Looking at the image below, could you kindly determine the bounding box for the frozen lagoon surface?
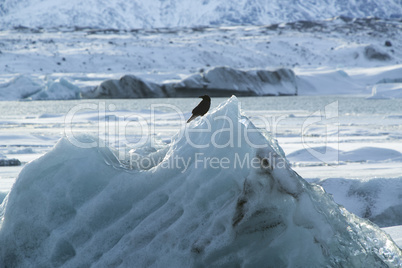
[0,95,401,267]
[0,96,401,267]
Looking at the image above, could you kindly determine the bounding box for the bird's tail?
[186,114,198,123]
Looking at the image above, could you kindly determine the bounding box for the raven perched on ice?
[187,95,211,123]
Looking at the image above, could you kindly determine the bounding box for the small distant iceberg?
[0,158,21,166]
[0,76,81,101]
[0,152,21,166]
[369,83,402,99]
[0,75,42,100]
[29,78,81,100]
[288,146,402,164]
[0,96,400,267]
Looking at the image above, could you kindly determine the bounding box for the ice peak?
[0,97,401,267]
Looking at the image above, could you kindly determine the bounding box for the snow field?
[0,18,401,100]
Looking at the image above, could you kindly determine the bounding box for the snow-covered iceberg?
[0,96,401,267]
[173,67,297,97]
[82,75,166,99]
[84,67,298,99]
[29,78,81,100]
[370,83,402,99]
[0,76,81,101]
[0,75,42,100]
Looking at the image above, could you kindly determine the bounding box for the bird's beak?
[198,96,203,98]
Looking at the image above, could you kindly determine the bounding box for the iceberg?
[0,152,21,167]
[82,75,165,99]
[0,75,42,100]
[83,67,298,99]
[29,78,81,100]
[0,96,400,267]
[370,83,402,99]
[173,67,297,97]
[0,76,81,101]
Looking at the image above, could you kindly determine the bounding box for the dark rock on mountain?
[364,45,391,61]
[385,40,392,47]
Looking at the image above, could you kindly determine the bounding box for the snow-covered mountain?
[1,0,402,29]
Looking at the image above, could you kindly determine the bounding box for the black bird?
[187,95,211,123]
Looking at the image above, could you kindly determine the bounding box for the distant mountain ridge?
[0,0,401,29]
